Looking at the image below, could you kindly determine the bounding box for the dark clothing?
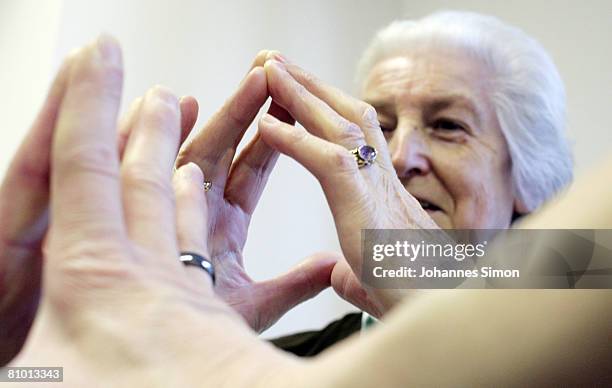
[270,313,362,357]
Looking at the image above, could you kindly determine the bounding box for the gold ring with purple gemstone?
[350,144,377,168]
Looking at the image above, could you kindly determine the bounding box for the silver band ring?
[180,252,215,285]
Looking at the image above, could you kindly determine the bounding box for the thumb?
[331,258,383,317]
[254,252,340,332]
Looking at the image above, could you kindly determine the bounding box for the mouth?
[416,198,443,213]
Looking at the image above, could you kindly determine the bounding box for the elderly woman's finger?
[176,50,290,203]
[283,63,391,167]
[175,67,268,189]
[265,60,367,150]
[173,163,213,290]
[117,96,143,159]
[224,101,293,215]
[179,96,199,145]
[222,52,295,214]
[121,86,181,260]
[50,36,126,247]
[258,113,368,211]
[249,49,283,71]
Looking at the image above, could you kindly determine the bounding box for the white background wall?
[1,0,610,337]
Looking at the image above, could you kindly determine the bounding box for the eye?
[380,124,395,133]
[432,119,464,132]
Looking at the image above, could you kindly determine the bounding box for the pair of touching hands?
[0,36,435,372]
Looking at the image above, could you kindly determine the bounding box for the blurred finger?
[50,35,125,250]
[265,60,367,149]
[179,95,199,145]
[117,96,143,159]
[173,163,213,290]
[121,85,181,259]
[0,53,72,364]
[0,55,72,246]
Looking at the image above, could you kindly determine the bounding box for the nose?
[389,122,431,179]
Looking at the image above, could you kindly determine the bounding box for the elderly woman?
[179,11,575,331]
[180,12,573,338]
[257,11,575,352]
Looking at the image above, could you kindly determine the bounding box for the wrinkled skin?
[175,51,339,333]
[8,37,297,387]
[258,47,517,315]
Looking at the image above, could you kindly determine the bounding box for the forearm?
[307,290,612,387]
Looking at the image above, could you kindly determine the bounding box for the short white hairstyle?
[357,11,573,212]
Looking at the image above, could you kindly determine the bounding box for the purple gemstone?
[358,145,377,162]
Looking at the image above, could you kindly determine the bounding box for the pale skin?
[361,47,516,229]
[3,38,611,386]
[173,50,341,333]
[0,48,340,356]
[255,47,518,314]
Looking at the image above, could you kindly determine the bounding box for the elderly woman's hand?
[258,58,440,316]
[174,51,339,333]
[10,37,297,387]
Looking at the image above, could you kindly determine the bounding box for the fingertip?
[251,49,271,68]
[270,51,287,64]
[175,162,204,185]
[257,113,280,141]
[263,59,285,74]
[96,34,122,67]
[147,84,179,107]
[260,112,280,125]
[140,85,180,134]
[184,161,205,182]
[304,251,343,268]
[173,163,208,217]
[179,96,199,141]
[179,95,199,113]
[245,66,266,86]
[234,67,268,110]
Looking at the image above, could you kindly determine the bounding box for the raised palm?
[175,52,338,332]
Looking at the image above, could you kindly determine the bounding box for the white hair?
[357,11,573,212]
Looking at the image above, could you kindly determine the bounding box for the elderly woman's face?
[362,47,515,229]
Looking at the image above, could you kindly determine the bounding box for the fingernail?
[272,52,288,64]
[261,113,280,125]
[148,85,179,109]
[265,59,286,72]
[180,162,204,183]
[96,34,121,66]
